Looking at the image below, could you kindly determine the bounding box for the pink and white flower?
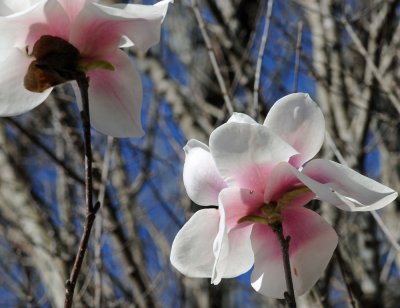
[0,0,171,137]
[170,93,397,298]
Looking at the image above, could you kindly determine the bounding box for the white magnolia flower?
[170,93,397,298]
[0,0,171,137]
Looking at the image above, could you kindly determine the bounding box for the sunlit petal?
[70,0,172,57]
[227,112,257,124]
[264,93,325,167]
[251,207,338,298]
[210,122,297,192]
[0,49,51,116]
[302,159,398,211]
[170,209,219,278]
[211,201,253,284]
[183,139,227,206]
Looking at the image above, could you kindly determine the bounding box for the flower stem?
[271,222,297,308]
[64,73,100,308]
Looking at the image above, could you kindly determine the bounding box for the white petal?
[212,225,254,284]
[264,93,325,167]
[0,0,48,60]
[106,0,171,51]
[209,122,298,192]
[170,209,219,278]
[84,50,144,137]
[0,48,51,116]
[183,139,227,206]
[211,198,254,284]
[251,207,338,298]
[0,0,43,15]
[301,159,398,211]
[227,112,257,124]
[72,0,171,55]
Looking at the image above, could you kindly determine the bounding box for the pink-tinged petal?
[25,0,70,47]
[70,0,171,57]
[57,0,92,22]
[170,209,219,278]
[227,112,257,124]
[0,1,48,59]
[264,93,325,168]
[212,201,253,284]
[0,1,34,15]
[251,207,338,298]
[183,139,227,206]
[69,3,122,57]
[219,187,264,232]
[212,225,254,284]
[264,162,315,206]
[301,159,398,211]
[0,48,51,116]
[84,50,144,138]
[209,122,298,192]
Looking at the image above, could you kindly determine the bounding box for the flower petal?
[264,162,315,206]
[301,159,398,211]
[98,0,172,51]
[84,50,144,138]
[227,112,257,124]
[0,0,40,15]
[212,199,254,284]
[57,0,92,21]
[212,224,254,284]
[70,0,171,57]
[209,122,298,192]
[3,0,71,49]
[211,187,260,283]
[170,209,219,278]
[25,0,71,45]
[251,207,338,298]
[264,93,325,167]
[218,187,264,232]
[0,1,48,59]
[183,139,227,206]
[0,48,51,116]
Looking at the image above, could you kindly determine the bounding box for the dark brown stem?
[64,73,100,308]
[271,222,297,308]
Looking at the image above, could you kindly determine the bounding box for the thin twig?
[370,211,400,253]
[190,0,234,115]
[334,249,357,308]
[342,17,400,114]
[253,0,274,119]
[64,74,100,308]
[271,222,297,308]
[94,136,114,307]
[293,21,303,92]
[5,117,83,184]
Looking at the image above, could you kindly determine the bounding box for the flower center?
[238,186,311,225]
[24,35,114,93]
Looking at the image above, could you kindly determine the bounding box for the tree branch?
[64,74,100,308]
